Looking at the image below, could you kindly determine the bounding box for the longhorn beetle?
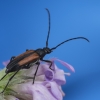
[0,8,89,93]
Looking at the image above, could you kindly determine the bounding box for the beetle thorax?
[35,47,51,59]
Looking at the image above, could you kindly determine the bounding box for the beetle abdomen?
[5,63,20,73]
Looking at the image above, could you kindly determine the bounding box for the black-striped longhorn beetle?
[0,8,89,93]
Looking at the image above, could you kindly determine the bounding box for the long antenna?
[45,8,51,47]
[51,37,89,50]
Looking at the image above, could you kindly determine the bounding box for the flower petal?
[43,81,63,100]
[58,86,65,96]
[44,69,54,81]
[2,60,10,67]
[12,82,57,100]
[0,94,5,100]
[4,95,19,100]
[43,61,66,85]
[50,58,75,72]
[54,69,66,85]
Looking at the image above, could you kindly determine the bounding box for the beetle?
[0,8,89,93]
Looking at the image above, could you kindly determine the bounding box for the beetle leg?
[25,64,30,68]
[0,73,8,82]
[41,60,53,70]
[10,56,16,62]
[0,68,21,94]
[23,63,31,69]
[23,59,39,69]
[33,62,40,84]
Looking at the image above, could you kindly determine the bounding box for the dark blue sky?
[0,0,100,100]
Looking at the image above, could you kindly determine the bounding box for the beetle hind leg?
[23,64,31,69]
[0,68,21,94]
[0,73,8,82]
[10,56,16,62]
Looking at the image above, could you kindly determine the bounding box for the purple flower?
[0,58,75,100]
[2,60,10,67]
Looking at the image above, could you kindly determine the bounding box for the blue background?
[0,0,100,100]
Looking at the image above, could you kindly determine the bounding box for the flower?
[0,58,75,100]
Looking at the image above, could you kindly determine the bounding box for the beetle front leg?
[41,59,53,70]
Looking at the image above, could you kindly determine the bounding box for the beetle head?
[43,47,52,54]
